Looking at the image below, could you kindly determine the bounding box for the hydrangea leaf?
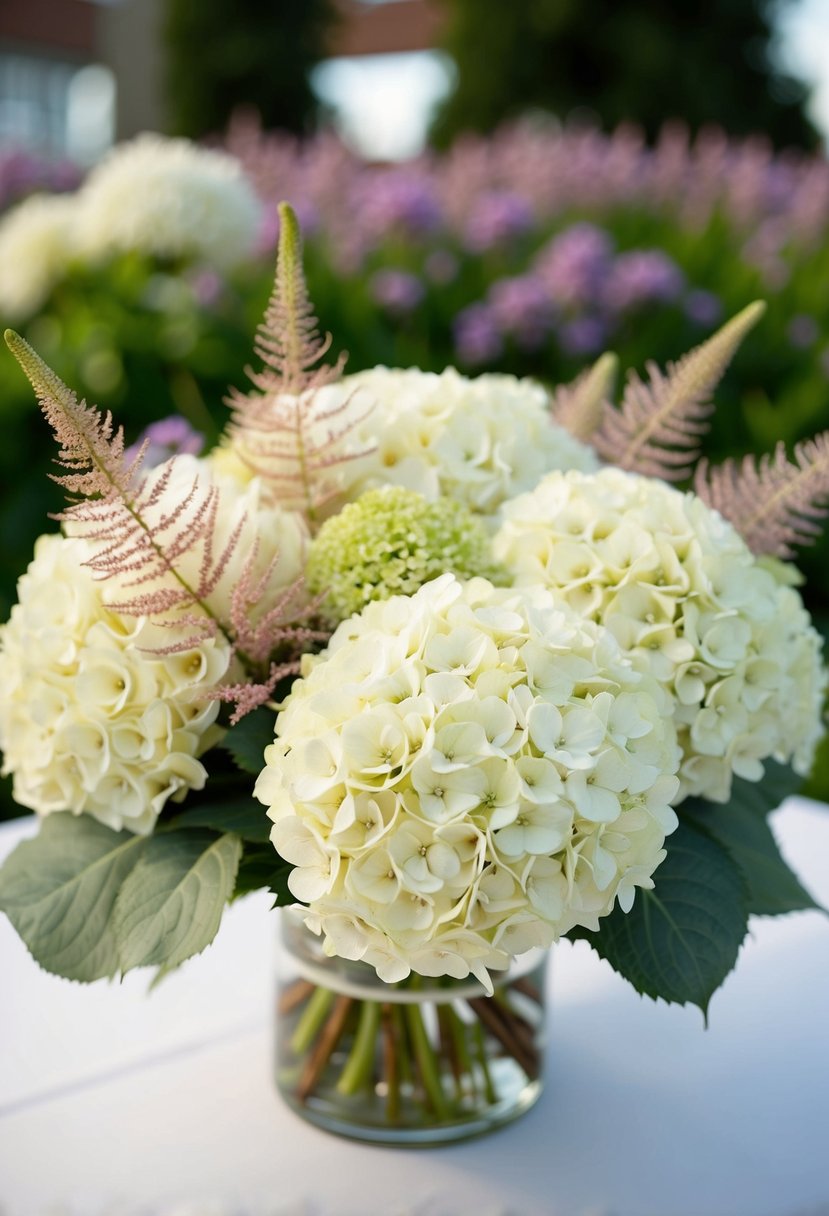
[682,771,821,916]
[719,760,804,817]
[113,829,241,981]
[569,819,748,1018]
[233,842,294,905]
[217,706,277,776]
[166,796,271,843]
[0,815,146,981]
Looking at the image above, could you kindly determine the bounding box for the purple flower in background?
[463,190,534,252]
[188,269,224,308]
[603,250,685,313]
[685,289,723,327]
[360,171,442,238]
[0,148,81,212]
[369,269,425,313]
[787,314,819,349]
[534,223,614,309]
[454,304,504,366]
[488,274,554,350]
[124,416,205,472]
[424,249,459,285]
[558,316,609,357]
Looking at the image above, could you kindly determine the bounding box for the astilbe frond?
[592,301,766,481]
[227,201,373,525]
[207,547,331,723]
[5,330,235,650]
[695,435,829,558]
[549,352,617,442]
[228,542,329,666]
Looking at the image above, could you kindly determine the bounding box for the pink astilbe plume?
[4,329,239,650]
[592,301,765,480]
[227,201,374,525]
[208,548,331,722]
[228,542,329,666]
[695,435,829,558]
[550,352,617,441]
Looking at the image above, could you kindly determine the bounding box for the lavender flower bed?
[225,115,829,452]
[0,147,81,213]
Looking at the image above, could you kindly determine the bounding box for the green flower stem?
[391,1004,414,1088]
[404,1002,450,1120]
[472,1018,498,1105]
[336,999,381,1096]
[447,1005,477,1098]
[437,1004,462,1098]
[290,984,335,1056]
[296,995,353,1103]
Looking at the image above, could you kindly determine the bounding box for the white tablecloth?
[1,800,828,1216]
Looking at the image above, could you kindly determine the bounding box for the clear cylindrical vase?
[275,911,548,1146]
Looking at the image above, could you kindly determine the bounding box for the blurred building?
[0,0,445,162]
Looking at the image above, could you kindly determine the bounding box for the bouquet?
[0,205,826,1139]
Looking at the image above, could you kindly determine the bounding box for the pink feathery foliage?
[229,545,329,666]
[695,435,829,557]
[592,301,765,481]
[5,328,138,501]
[208,660,301,725]
[227,202,374,523]
[550,352,617,442]
[4,329,239,649]
[210,555,331,721]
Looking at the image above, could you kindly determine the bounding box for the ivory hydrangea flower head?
[493,467,827,802]
[0,533,233,834]
[234,366,599,523]
[255,573,680,988]
[305,486,505,621]
[0,193,77,321]
[72,133,262,269]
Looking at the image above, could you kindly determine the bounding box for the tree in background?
[163,0,339,137]
[431,0,818,149]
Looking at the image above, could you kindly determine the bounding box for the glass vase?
[275,910,548,1145]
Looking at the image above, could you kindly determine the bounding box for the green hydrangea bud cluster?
[307,487,505,621]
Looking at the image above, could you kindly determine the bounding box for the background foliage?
[163,0,339,138]
[430,0,818,148]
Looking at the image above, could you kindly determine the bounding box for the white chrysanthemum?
[66,452,309,625]
[235,366,598,523]
[73,134,261,269]
[0,533,234,834]
[0,193,77,321]
[255,573,680,988]
[494,467,827,802]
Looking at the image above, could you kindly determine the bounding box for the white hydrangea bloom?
[65,452,309,626]
[0,193,77,320]
[0,533,234,834]
[236,366,598,523]
[73,134,261,269]
[255,573,680,988]
[494,467,827,802]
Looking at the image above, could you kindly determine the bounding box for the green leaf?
[233,842,295,905]
[0,815,146,981]
[166,796,271,842]
[723,760,804,816]
[683,799,821,917]
[113,830,242,980]
[218,707,277,775]
[569,819,748,1017]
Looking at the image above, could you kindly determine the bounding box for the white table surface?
[0,799,827,1216]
